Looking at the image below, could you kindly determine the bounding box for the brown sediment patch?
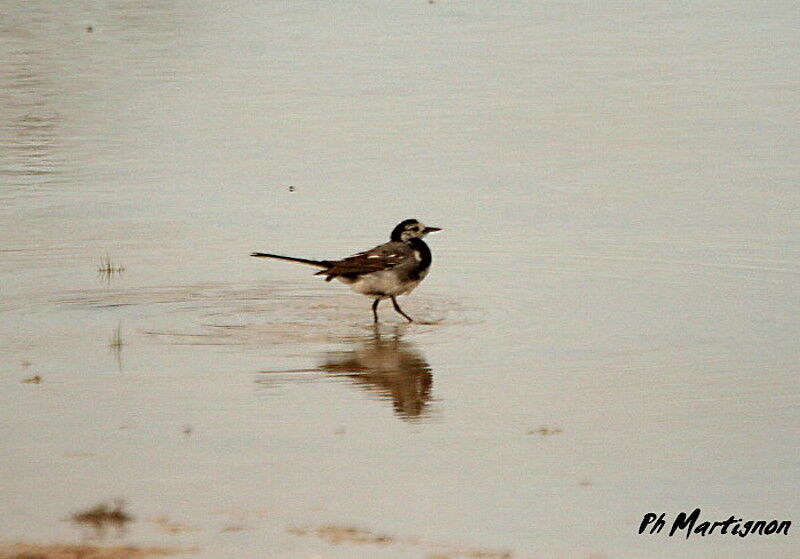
[70,501,133,537]
[526,426,563,436]
[0,542,188,559]
[149,517,197,535]
[287,524,512,558]
[287,525,394,546]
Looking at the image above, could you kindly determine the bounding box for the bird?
[251,219,441,323]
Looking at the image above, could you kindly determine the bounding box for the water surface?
[1,2,799,557]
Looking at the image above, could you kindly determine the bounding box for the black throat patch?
[407,238,432,280]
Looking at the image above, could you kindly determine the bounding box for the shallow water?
[1,1,799,557]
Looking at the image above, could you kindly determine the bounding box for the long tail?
[250,252,329,269]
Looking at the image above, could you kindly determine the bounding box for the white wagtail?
[251,219,441,323]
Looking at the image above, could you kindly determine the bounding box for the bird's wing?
[316,242,411,277]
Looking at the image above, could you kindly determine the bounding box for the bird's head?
[391,219,442,242]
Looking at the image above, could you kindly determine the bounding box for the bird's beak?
[423,226,442,234]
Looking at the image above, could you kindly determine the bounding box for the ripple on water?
[54,281,474,347]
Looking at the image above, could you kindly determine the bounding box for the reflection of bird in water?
[320,328,434,420]
[257,327,436,421]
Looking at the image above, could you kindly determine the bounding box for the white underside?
[338,269,428,299]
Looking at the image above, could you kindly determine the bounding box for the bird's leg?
[390,296,414,323]
[372,298,381,323]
